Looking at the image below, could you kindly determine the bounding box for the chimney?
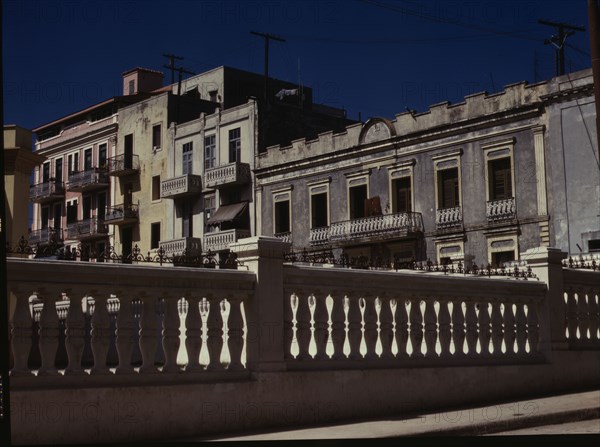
[122,68,164,96]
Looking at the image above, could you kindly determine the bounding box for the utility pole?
[175,66,195,96]
[250,31,286,106]
[588,0,600,163]
[539,20,585,76]
[0,1,11,444]
[163,53,184,84]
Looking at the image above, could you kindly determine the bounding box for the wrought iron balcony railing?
[107,154,139,176]
[67,168,109,193]
[204,162,251,189]
[160,174,203,199]
[436,206,463,230]
[487,198,516,222]
[29,180,65,203]
[104,204,139,225]
[28,227,63,246]
[66,218,108,240]
[204,229,251,252]
[159,237,202,257]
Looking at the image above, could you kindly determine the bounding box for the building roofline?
[121,67,165,77]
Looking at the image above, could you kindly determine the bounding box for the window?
[182,142,193,175]
[97,192,106,221]
[98,144,107,169]
[228,128,241,163]
[42,162,50,183]
[311,193,328,228]
[53,203,62,230]
[391,177,412,213]
[589,239,600,251]
[182,201,193,237]
[128,80,135,95]
[274,200,290,234]
[82,196,92,220]
[151,223,161,249]
[41,207,49,229]
[489,157,512,200]
[204,195,216,229]
[486,233,518,266]
[84,148,93,171]
[437,168,460,208]
[492,251,515,267]
[66,200,78,224]
[152,175,161,201]
[54,158,63,183]
[204,135,216,169]
[209,90,218,102]
[68,152,79,175]
[152,124,161,150]
[349,185,368,219]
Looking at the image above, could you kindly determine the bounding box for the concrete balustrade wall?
[7,238,600,444]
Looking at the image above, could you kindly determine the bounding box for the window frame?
[432,150,462,212]
[182,141,193,175]
[345,172,370,221]
[388,162,415,214]
[308,180,330,229]
[152,123,162,151]
[228,127,241,163]
[482,139,516,203]
[150,222,161,249]
[204,134,216,170]
[272,187,292,236]
[486,233,518,266]
[152,175,161,201]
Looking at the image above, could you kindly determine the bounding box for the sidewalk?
[194,389,599,440]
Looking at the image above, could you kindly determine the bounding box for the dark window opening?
[42,162,50,183]
[204,135,216,169]
[182,201,193,237]
[152,175,161,201]
[151,222,161,249]
[97,193,106,221]
[128,80,135,95]
[124,134,133,169]
[82,196,92,220]
[84,148,93,171]
[152,124,161,150]
[66,201,78,224]
[438,168,459,209]
[392,177,412,213]
[274,200,290,234]
[41,207,49,229]
[349,184,368,219]
[492,250,515,268]
[229,128,241,163]
[311,193,328,228]
[489,158,512,201]
[182,142,193,175]
[121,227,133,261]
[54,159,63,183]
[98,144,107,169]
[588,239,600,252]
[53,204,62,230]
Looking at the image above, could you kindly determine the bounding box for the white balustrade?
[486,198,516,221]
[436,206,463,229]
[204,229,251,252]
[328,212,423,243]
[204,162,251,188]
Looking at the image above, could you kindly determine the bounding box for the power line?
[162,53,184,84]
[539,20,586,76]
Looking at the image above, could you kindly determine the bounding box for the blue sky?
[3,0,592,131]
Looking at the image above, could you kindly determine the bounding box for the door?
[121,227,133,261]
[84,148,93,171]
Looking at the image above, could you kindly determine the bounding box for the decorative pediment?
[359,118,396,145]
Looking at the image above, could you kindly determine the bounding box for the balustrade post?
[184,295,202,371]
[9,288,34,376]
[424,300,437,358]
[362,295,378,360]
[229,237,289,372]
[515,303,528,354]
[312,290,330,360]
[520,247,568,353]
[347,293,363,360]
[283,289,295,360]
[90,293,111,375]
[206,294,224,371]
[378,294,394,359]
[37,289,61,375]
[478,302,491,357]
[64,288,87,375]
[330,290,346,360]
[576,290,590,340]
[227,294,246,370]
[139,294,158,374]
[161,292,181,372]
[294,291,312,361]
[394,298,409,358]
[437,299,452,358]
[588,292,599,341]
[464,301,478,356]
[408,296,424,358]
[565,289,579,339]
[115,292,136,374]
[490,302,504,355]
[451,299,466,357]
[503,303,517,355]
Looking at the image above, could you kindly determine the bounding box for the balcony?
[436,206,463,230]
[66,218,108,241]
[487,198,516,222]
[29,180,65,203]
[204,229,251,252]
[274,231,292,244]
[28,228,63,246]
[159,237,202,257]
[67,168,110,193]
[104,204,139,226]
[204,162,251,189]
[107,154,139,177]
[161,174,203,199]
[309,212,423,247]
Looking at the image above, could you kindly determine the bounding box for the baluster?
[284,290,295,360]
[115,293,135,374]
[424,300,437,358]
[38,289,60,375]
[409,297,423,358]
[395,298,409,358]
[577,291,590,340]
[227,295,245,370]
[566,290,578,339]
[478,302,491,356]
[161,293,180,372]
[451,300,465,356]
[526,300,539,353]
[64,289,86,375]
[206,295,224,370]
[515,303,527,354]
[90,293,110,374]
[347,293,363,360]
[330,291,346,360]
[503,303,517,355]
[588,293,599,341]
[363,295,378,360]
[464,302,478,356]
[184,296,202,370]
[9,289,34,376]
[437,299,451,358]
[139,294,158,373]
[295,291,312,360]
[378,295,394,359]
[313,291,330,360]
[490,302,503,355]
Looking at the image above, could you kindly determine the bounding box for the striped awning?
[206,202,248,225]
